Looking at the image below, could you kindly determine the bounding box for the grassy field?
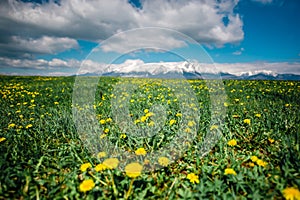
[0,75,299,199]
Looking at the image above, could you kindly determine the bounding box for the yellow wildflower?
[106,118,112,123]
[251,156,258,162]
[100,134,107,139]
[25,124,33,129]
[268,138,275,143]
[79,179,95,192]
[224,102,229,107]
[0,137,6,143]
[148,121,155,126]
[100,119,106,124]
[120,133,127,139]
[95,163,107,172]
[255,113,261,118]
[54,102,59,105]
[227,139,237,147]
[8,123,16,128]
[224,168,237,175]
[256,159,267,167]
[210,125,219,130]
[97,151,106,158]
[232,114,239,118]
[144,109,149,114]
[141,116,147,122]
[188,121,195,127]
[125,162,143,178]
[80,163,92,172]
[243,119,251,125]
[249,162,255,167]
[103,158,119,169]
[176,113,182,117]
[135,147,147,156]
[282,187,300,200]
[158,157,170,167]
[146,112,154,117]
[104,128,109,134]
[184,127,191,133]
[187,173,199,184]
[169,119,176,126]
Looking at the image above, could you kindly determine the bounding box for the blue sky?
[0,0,299,75]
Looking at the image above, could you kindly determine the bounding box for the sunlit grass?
[0,76,299,199]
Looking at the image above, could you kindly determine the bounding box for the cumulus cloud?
[0,0,243,57]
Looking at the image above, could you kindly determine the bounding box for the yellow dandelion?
[224,168,237,175]
[268,138,275,143]
[106,118,112,123]
[97,151,106,158]
[232,114,239,118]
[169,119,176,126]
[188,121,195,127]
[243,119,251,125]
[148,121,155,126]
[25,124,33,129]
[100,134,107,139]
[256,159,267,167]
[80,163,92,172]
[104,128,109,134]
[141,116,147,122]
[79,179,95,192]
[100,119,106,124]
[146,112,154,117]
[184,127,191,133]
[120,133,127,139]
[187,173,199,184]
[210,125,219,130]
[95,163,107,172]
[158,157,170,167]
[8,123,16,128]
[135,147,147,156]
[282,187,300,200]
[176,113,182,117]
[0,137,6,143]
[103,158,119,169]
[54,102,59,105]
[227,139,237,147]
[144,109,149,114]
[255,113,261,118]
[134,119,141,124]
[251,156,258,162]
[249,162,255,167]
[224,102,229,107]
[125,162,143,178]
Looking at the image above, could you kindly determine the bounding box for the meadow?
[0,75,299,199]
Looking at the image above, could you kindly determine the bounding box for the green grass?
[0,76,299,199]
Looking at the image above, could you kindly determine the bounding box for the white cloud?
[0,0,244,56]
[232,47,245,55]
[251,0,273,4]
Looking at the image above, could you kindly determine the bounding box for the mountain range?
[79,60,300,80]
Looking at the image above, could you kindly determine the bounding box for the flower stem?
[125,178,135,200]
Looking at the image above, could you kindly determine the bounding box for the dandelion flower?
[176,113,182,117]
[141,116,147,122]
[158,157,170,167]
[146,112,154,117]
[95,163,107,172]
[249,162,255,167]
[25,124,33,129]
[184,128,191,133]
[54,102,59,105]
[255,113,261,118]
[256,159,267,167]
[104,128,109,134]
[227,139,237,147]
[224,102,229,107]
[106,118,112,123]
[169,119,176,126]
[80,163,92,172]
[243,119,251,125]
[224,168,237,175]
[210,125,219,130]
[0,137,6,143]
[282,187,300,200]
[103,158,119,169]
[97,151,106,158]
[250,156,258,162]
[8,123,16,128]
[188,121,195,127]
[268,138,275,143]
[100,119,106,124]
[187,173,199,184]
[120,133,127,139]
[79,179,95,192]
[135,147,147,156]
[125,162,143,178]
[144,109,149,114]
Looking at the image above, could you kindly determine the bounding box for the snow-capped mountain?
[78,59,300,80]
